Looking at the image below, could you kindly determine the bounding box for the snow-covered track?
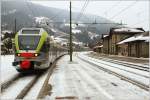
[78,56,149,91]
[1,74,23,92]
[1,71,45,99]
[16,74,41,99]
[85,57,149,78]
[37,55,65,99]
[98,57,149,72]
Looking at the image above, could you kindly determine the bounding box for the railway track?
[89,55,149,72]
[78,56,149,91]
[1,72,41,92]
[98,57,149,72]
[1,55,65,99]
[1,71,44,99]
[16,74,41,99]
[1,74,23,92]
[85,56,149,78]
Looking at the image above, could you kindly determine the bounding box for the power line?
[30,1,39,16]
[50,10,66,21]
[75,0,89,22]
[131,19,148,26]
[109,1,138,20]
[103,0,122,17]
[46,21,125,25]
[25,0,35,17]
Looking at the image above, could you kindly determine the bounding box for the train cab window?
[18,36,40,50]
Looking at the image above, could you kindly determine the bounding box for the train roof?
[21,28,44,31]
[18,28,46,35]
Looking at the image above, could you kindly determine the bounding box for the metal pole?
[70,1,73,61]
[14,18,16,33]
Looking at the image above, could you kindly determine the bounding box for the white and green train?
[12,28,67,72]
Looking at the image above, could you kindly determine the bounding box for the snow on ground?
[72,29,81,34]
[85,51,149,65]
[79,53,149,86]
[1,55,19,83]
[97,56,149,67]
[0,55,49,99]
[24,71,48,99]
[81,52,149,77]
[45,54,149,100]
[1,75,35,99]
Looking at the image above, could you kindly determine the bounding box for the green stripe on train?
[15,33,20,53]
[36,31,48,53]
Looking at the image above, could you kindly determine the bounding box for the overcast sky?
[32,1,149,31]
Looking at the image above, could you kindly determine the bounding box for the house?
[93,45,103,53]
[109,27,145,55]
[117,32,149,58]
[102,34,109,54]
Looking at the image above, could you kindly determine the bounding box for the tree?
[3,38,12,53]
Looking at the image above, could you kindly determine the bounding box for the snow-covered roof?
[103,35,109,38]
[51,28,57,33]
[54,37,68,42]
[73,41,83,45]
[34,16,50,25]
[114,28,144,33]
[72,29,81,34]
[21,27,42,30]
[94,45,103,49]
[118,34,150,44]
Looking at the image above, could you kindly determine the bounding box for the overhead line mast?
[69,0,73,62]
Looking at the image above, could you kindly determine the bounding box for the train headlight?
[34,53,38,57]
[17,53,20,56]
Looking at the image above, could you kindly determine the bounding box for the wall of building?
[94,29,149,58]
[118,44,128,56]
[140,42,149,57]
[128,41,149,58]
[103,37,109,54]
[110,33,132,55]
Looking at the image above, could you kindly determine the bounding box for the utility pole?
[14,18,16,33]
[69,1,73,62]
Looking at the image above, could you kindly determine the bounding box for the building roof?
[102,34,109,39]
[93,45,103,49]
[110,27,145,35]
[114,27,144,33]
[117,32,149,44]
[103,35,109,38]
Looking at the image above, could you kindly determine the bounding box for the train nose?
[20,60,31,69]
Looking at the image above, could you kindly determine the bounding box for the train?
[12,28,67,72]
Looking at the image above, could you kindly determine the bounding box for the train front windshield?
[18,36,40,50]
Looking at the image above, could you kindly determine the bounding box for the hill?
[1,0,122,45]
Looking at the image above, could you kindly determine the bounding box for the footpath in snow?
[45,53,149,100]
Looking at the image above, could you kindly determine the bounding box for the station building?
[94,27,149,58]
[117,32,149,58]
